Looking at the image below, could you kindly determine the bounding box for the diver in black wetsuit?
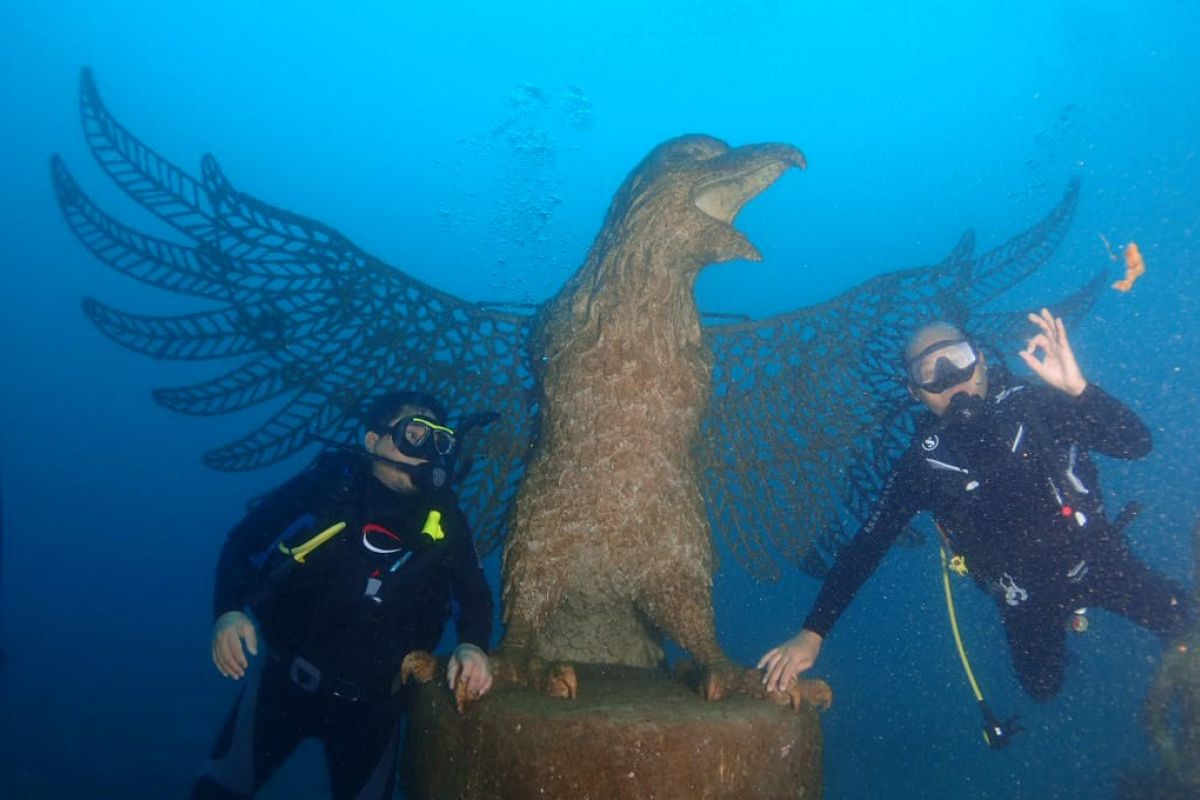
[192,391,494,800]
[759,309,1189,702]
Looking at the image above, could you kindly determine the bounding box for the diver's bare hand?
[447,643,493,700]
[1020,308,1088,397]
[757,629,823,694]
[212,610,259,680]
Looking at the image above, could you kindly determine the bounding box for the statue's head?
[599,135,806,273]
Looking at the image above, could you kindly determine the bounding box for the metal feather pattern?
[698,179,1101,580]
[55,69,537,555]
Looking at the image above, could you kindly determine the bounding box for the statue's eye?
[681,140,724,161]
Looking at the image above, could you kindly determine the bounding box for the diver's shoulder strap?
[247,458,364,569]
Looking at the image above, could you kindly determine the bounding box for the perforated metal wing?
[698,180,1106,580]
[53,69,536,554]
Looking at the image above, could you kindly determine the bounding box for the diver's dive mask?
[386,416,456,460]
[385,416,456,491]
[906,339,979,394]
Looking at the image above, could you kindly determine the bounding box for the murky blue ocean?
[1,2,1197,797]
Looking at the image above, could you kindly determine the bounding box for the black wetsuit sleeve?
[446,506,494,650]
[802,450,925,639]
[212,468,328,620]
[1051,383,1152,459]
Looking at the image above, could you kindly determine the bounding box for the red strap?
[362,523,402,541]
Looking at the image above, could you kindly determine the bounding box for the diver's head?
[903,322,988,416]
[363,391,455,493]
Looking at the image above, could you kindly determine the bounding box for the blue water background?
[1,2,1197,797]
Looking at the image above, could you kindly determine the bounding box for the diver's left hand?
[1019,308,1088,397]
[447,643,493,699]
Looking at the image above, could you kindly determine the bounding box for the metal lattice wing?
[699,179,1104,580]
[53,68,535,554]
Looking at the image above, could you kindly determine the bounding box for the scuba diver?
[759,309,1189,709]
[193,390,494,800]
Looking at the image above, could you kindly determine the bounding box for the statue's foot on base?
[392,650,492,713]
[490,649,578,699]
[395,650,439,690]
[770,678,834,712]
[674,659,833,711]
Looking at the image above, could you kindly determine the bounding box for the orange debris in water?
[1112,242,1145,292]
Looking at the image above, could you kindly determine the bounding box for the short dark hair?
[362,390,448,433]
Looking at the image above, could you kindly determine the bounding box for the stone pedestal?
[402,664,822,799]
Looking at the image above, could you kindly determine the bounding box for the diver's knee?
[1021,671,1063,703]
[1025,686,1060,703]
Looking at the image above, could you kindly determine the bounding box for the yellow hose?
[941,546,984,703]
[280,521,347,563]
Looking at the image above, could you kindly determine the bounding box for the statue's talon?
[776,679,833,712]
[453,680,474,714]
[680,661,833,712]
[701,669,728,702]
[672,658,732,700]
[393,650,438,695]
[695,661,749,702]
[543,663,578,699]
[524,655,578,699]
[394,650,492,714]
[489,649,578,699]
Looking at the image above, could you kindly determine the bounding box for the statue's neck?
[577,238,700,317]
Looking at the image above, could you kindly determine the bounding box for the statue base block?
[402,664,823,799]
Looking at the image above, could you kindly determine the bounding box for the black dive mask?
[907,338,979,394]
[385,416,456,492]
[386,416,456,460]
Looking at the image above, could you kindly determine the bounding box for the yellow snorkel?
[279,522,348,563]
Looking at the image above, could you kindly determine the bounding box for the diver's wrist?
[1064,379,1089,398]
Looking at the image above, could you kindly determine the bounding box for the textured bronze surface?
[499,136,806,671]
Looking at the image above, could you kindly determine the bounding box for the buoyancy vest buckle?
[1066,559,1089,583]
[998,573,1029,606]
[282,653,368,703]
[288,655,322,693]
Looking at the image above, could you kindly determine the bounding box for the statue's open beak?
[691,143,806,262]
[692,144,806,225]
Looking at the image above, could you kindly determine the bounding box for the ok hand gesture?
[1018,308,1088,397]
